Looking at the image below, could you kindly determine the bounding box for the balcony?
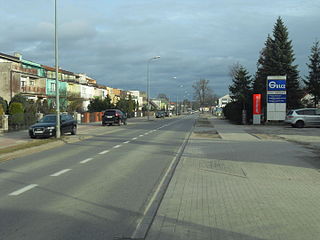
[14,66,38,75]
[21,86,46,94]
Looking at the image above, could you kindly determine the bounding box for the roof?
[41,65,74,75]
[0,52,20,63]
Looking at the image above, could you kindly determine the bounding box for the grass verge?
[0,138,58,155]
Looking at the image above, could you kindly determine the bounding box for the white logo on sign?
[269,81,285,89]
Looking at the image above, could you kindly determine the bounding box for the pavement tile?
[146,118,320,240]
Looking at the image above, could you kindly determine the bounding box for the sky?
[0,0,319,100]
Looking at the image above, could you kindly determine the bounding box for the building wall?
[67,82,81,98]
[0,62,14,102]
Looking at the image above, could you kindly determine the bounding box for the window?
[303,109,316,115]
[30,80,35,86]
[51,82,56,92]
[20,76,27,88]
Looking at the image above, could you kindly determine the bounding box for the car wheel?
[295,120,304,128]
[30,135,36,139]
[102,122,106,126]
[71,125,77,135]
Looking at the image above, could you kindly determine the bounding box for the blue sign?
[267,79,286,91]
[268,94,286,103]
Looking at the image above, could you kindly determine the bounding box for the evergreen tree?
[253,17,302,110]
[229,64,252,110]
[304,41,320,107]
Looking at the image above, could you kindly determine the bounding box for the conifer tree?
[253,17,302,110]
[229,63,252,109]
[304,41,320,107]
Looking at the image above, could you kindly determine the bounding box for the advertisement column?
[266,76,286,121]
[253,94,261,124]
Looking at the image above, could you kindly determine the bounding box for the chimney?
[14,52,22,60]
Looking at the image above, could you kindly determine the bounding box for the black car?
[29,114,77,138]
[102,109,127,126]
[155,111,165,118]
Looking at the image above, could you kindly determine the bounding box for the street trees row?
[87,94,137,117]
[226,17,320,123]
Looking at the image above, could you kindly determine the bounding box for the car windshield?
[38,115,56,123]
[105,111,115,116]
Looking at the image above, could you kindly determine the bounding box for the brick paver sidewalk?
[146,118,320,240]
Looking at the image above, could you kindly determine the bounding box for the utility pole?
[55,0,60,138]
[146,56,160,120]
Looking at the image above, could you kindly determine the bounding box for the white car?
[285,108,320,128]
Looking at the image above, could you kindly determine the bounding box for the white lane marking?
[144,132,149,135]
[132,137,138,140]
[123,141,130,144]
[9,184,38,196]
[80,158,93,164]
[113,145,121,149]
[99,150,110,155]
[139,135,144,137]
[50,169,71,177]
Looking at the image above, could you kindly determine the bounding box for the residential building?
[218,94,232,108]
[42,65,68,110]
[129,90,144,110]
[0,52,46,102]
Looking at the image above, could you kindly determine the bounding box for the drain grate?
[199,159,247,178]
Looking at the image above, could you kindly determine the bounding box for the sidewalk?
[146,117,320,240]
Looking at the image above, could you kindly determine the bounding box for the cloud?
[1,0,320,98]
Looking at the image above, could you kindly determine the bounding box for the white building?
[129,90,144,110]
[81,85,95,111]
[218,94,232,108]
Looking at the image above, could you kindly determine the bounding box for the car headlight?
[46,126,55,130]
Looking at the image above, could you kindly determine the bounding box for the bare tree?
[192,79,215,109]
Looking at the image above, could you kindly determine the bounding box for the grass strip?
[0,138,58,155]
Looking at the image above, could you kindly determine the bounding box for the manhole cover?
[199,159,247,178]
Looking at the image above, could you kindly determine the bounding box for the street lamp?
[55,0,60,138]
[146,56,160,120]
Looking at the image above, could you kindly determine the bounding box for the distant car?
[155,111,165,118]
[102,109,127,126]
[164,111,172,117]
[29,113,77,138]
[285,108,320,128]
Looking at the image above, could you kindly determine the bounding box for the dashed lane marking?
[123,141,130,144]
[9,184,38,196]
[113,145,121,149]
[50,169,72,177]
[99,150,110,155]
[80,158,94,164]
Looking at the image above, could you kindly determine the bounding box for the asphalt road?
[0,115,195,240]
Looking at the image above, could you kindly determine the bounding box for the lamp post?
[55,0,60,138]
[146,56,160,120]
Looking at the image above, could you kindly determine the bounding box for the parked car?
[102,109,127,126]
[285,108,320,128]
[155,111,165,118]
[29,113,77,138]
[164,111,172,117]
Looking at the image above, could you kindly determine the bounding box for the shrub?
[9,102,24,128]
[0,104,4,115]
[223,101,243,124]
[0,96,8,114]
